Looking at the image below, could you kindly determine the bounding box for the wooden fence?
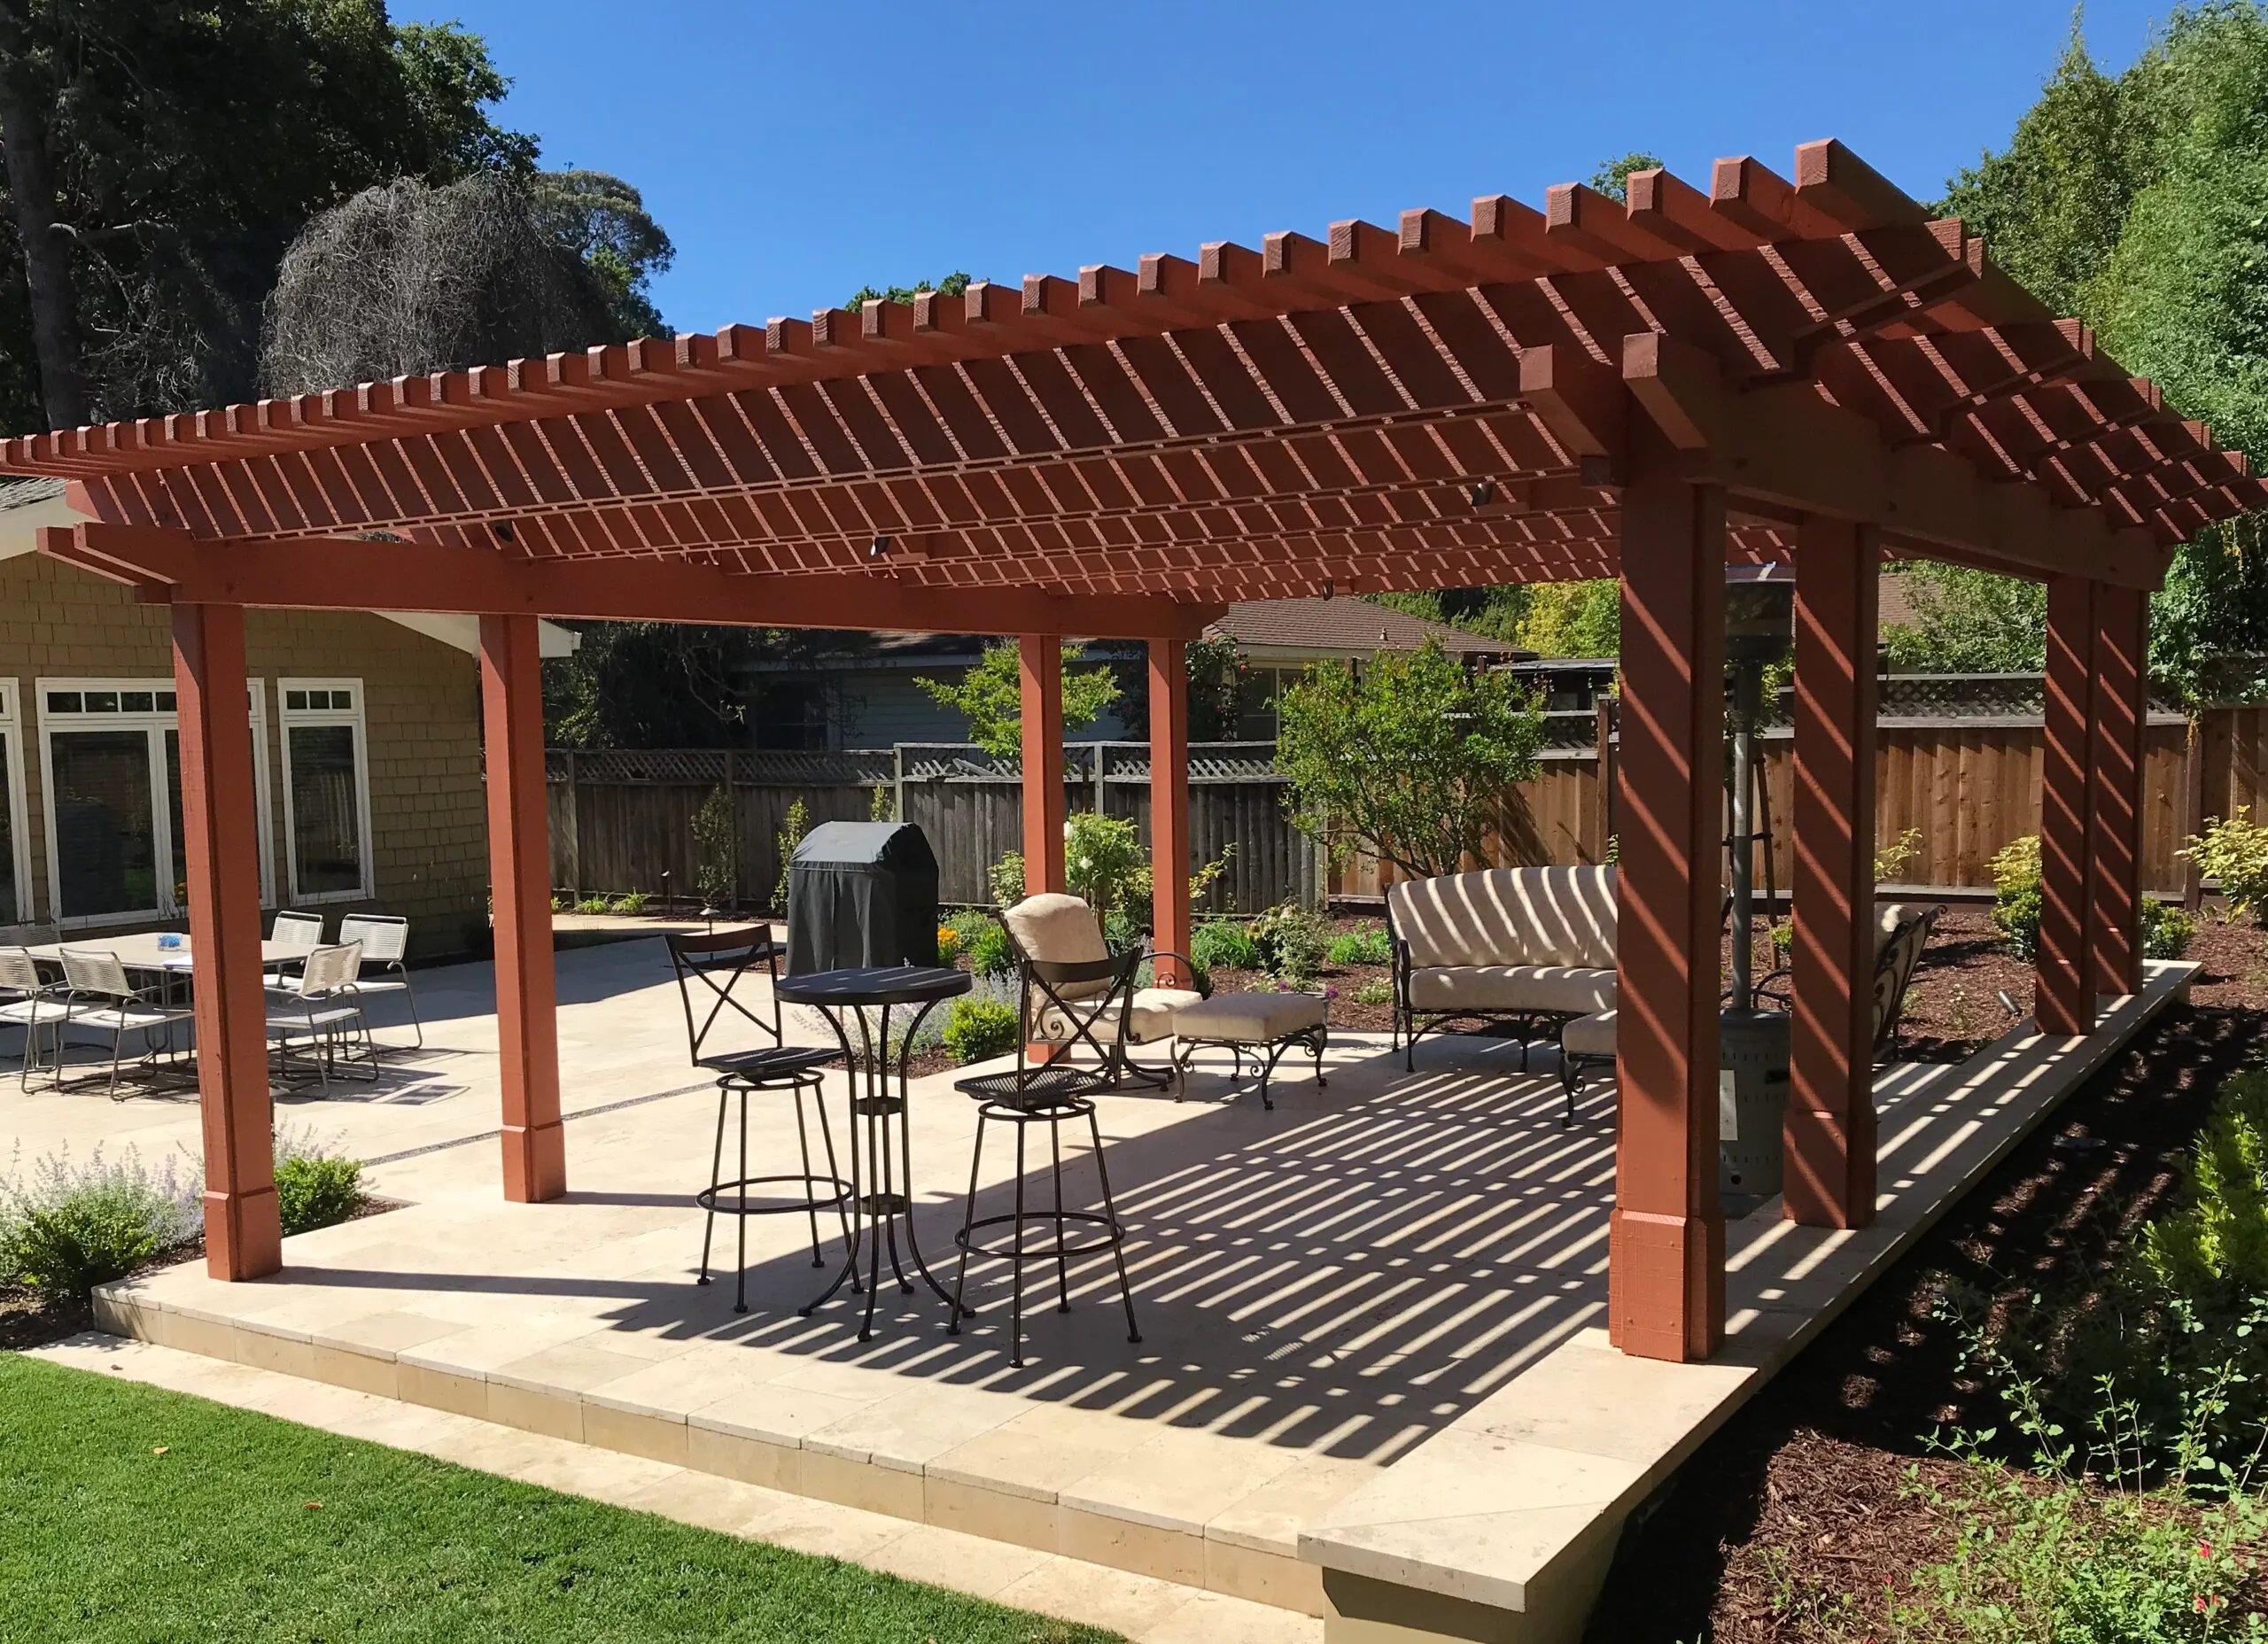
[547,743,1322,913]
[548,686,2268,913]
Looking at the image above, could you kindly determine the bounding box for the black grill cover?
[784,821,941,975]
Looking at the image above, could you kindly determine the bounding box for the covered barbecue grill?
[783,821,942,975]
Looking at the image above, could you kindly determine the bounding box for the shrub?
[274,1156,366,1237]
[773,795,812,913]
[1991,834,2044,961]
[0,1145,201,1305]
[1251,903,1328,987]
[1354,978,1394,1006]
[943,996,1020,1063]
[1190,919,1260,973]
[1874,823,1922,884]
[1325,925,1392,967]
[2144,899,2197,961]
[2182,809,2268,924]
[607,890,649,915]
[574,895,610,915]
[959,915,1014,979]
[1065,811,1146,919]
[692,783,736,910]
[988,850,1026,910]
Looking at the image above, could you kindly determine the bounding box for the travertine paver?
[25,1331,1315,1643]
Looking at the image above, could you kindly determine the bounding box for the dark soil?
[1582,1002,2268,1642]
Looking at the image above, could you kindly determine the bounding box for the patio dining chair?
[998,894,1203,1090]
[56,948,196,1100]
[268,910,324,981]
[339,913,421,1049]
[0,948,68,1091]
[664,927,850,1314]
[265,942,377,1094]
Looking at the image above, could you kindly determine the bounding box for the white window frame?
[35,677,276,927]
[276,678,374,904]
[0,679,33,926]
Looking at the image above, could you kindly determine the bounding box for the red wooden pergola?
[8,140,2256,1361]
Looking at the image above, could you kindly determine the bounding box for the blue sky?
[405,1,2171,336]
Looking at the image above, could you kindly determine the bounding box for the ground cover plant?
[0,1354,1113,1644]
[1582,1004,2268,1641]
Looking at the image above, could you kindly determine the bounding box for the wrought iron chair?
[339,913,421,1049]
[949,948,1142,1369]
[265,941,377,1092]
[56,948,195,1099]
[0,948,68,1090]
[998,893,1201,1090]
[664,927,850,1314]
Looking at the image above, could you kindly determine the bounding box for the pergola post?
[1019,634,1067,895]
[2038,576,2096,1035]
[1784,519,1880,1229]
[1609,432,1727,1362]
[174,602,282,1280]
[2087,584,2149,998]
[480,613,565,1202]
[1148,636,1192,985]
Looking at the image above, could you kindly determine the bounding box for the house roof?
[1206,598,1526,659]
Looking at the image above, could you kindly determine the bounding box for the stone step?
[94,1286,1343,1620]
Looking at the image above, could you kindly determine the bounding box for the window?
[0,681,30,925]
[753,679,829,751]
[36,679,275,925]
[278,679,372,902]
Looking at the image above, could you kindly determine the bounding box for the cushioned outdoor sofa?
[1386,866,1618,1071]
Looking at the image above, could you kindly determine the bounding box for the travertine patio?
[43,934,2198,1638]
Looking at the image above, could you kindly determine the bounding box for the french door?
[38,679,273,926]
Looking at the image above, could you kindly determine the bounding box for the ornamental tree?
[915,640,1120,758]
[1273,640,1544,880]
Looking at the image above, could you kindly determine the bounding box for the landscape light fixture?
[868,535,893,560]
[1469,479,1495,507]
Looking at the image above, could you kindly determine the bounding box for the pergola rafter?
[7,137,2255,1367]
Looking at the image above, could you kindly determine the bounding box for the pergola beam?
[39,523,1226,640]
[1622,335,2172,588]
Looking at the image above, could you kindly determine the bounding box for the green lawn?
[0,1353,1118,1643]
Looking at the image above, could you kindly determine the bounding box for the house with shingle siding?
[0,479,572,958]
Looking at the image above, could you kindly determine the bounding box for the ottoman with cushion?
[1170,990,1327,1110]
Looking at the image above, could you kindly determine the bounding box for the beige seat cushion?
[1387,867,1618,971]
[1175,989,1326,1043]
[1407,964,1616,1016]
[1030,986,1200,1046]
[1561,1010,1617,1059]
[1002,894,1110,1001]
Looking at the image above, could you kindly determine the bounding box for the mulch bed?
[1583,1000,2268,1641]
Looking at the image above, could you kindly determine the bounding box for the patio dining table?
[19,933,303,974]
[774,964,971,1339]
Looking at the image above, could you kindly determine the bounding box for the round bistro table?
[773,965,972,1338]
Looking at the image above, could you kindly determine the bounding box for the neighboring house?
[0,479,575,957]
[1206,598,1526,740]
[734,598,1526,750]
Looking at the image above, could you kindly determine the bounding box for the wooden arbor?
[10,140,2256,1361]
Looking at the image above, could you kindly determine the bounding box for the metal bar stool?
[948,950,1141,1369]
[666,927,853,1314]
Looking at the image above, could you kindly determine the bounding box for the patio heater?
[1720,565,1794,1200]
